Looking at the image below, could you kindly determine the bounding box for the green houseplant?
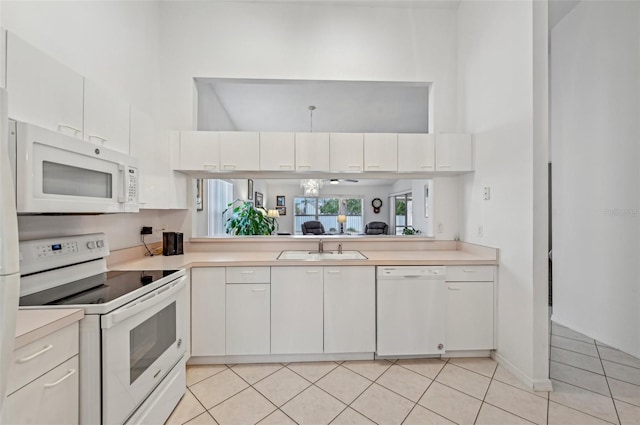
[223,199,277,235]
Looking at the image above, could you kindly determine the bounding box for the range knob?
[96,240,104,248]
[87,241,96,249]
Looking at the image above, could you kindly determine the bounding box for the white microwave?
[9,120,139,213]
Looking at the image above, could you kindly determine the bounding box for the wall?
[158,1,458,132]
[551,1,640,357]
[2,1,191,250]
[457,0,550,387]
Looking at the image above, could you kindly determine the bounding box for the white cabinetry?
[398,134,435,172]
[130,109,170,209]
[225,267,270,355]
[435,133,473,172]
[6,32,84,138]
[445,266,495,351]
[324,267,375,353]
[295,132,330,171]
[219,132,260,171]
[260,132,295,171]
[271,267,323,354]
[83,79,131,154]
[330,133,363,172]
[5,323,79,425]
[364,133,397,171]
[179,131,220,171]
[191,268,226,356]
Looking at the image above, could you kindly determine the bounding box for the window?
[392,192,413,235]
[207,179,234,235]
[294,196,363,234]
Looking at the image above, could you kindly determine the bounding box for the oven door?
[101,276,186,425]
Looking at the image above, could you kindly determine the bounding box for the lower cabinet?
[191,268,226,356]
[324,267,375,353]
[271,267,323,354]
[445,266,495,351]
[226,283,271,355]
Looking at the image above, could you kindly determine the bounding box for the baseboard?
[188,352,374,365]
[492,351,553,392]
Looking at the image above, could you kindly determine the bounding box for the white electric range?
[18,233,187,425]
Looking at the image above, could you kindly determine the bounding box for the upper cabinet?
[295,132,330,172]
[219,131,260,171]
[435,133,473,172]
[6,32,84,138]
[398,133,435,172]
[179,131,220,171]
[83,80,131,154]
[330,132,363,172]
[130,109,170,209]
[364,133,397,172]
[260,132,295,171]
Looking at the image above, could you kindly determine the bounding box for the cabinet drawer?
[226,267,270,283]
[8,322,79,394]
[446,266,494,282]
[5,356,79,425]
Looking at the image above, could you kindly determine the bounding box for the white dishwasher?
[376,266,447,356]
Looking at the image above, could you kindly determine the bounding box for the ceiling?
[196,78,430,133]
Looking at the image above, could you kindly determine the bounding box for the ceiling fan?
[323,178,359,184]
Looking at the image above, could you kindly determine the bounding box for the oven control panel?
[20,233,110,275]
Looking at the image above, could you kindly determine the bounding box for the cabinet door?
[295,132,330,171]
[226,283,270,355]
[271,267,323,354]
[6,33,84,138]
[330,133,363,172]
[398,134,435,172]
[260,132,295,171]
[179,131,220,171]
[219,132,260,171]
[5,356,79,425]
[83,79,131,154]
[130,109,170,209]
[446,281,494,351]
[364,133,397,171]
[324,267,375,353]
[191,268,226,356]
[435,133,473,172]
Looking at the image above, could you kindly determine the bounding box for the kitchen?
[0,1,638,425]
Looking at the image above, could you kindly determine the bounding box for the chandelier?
[300,179,323,196]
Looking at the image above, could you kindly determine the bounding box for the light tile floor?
[166,323,640,424]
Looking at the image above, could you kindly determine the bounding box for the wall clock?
[372,198,383,213]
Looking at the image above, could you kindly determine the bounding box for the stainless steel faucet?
[318,239,324,253]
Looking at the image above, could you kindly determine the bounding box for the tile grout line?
[594,343,622,425]
[471,363,498,425]
[400,358,451,425]
[186,364,230,388]
[549,357,605,377]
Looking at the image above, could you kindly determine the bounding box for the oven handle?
[101,276,186,329]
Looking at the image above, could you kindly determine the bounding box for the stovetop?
[19,269,183,314]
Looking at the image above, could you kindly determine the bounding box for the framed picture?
[247,179,254,200]
[276,195,285,207]
[255,192,263,208]
[276,206,286,216]
[195,179,204,211]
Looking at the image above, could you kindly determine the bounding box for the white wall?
[551,1,640,357]
[158,1,458,132]
[458,0,550,387]
[2,1,192,250]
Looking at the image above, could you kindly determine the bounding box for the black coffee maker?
[162,232,184,256]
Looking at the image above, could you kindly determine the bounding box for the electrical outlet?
[437,223,444,233]
[483,186,491,200]
[477,225,484,237]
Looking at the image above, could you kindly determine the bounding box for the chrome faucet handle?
[338,243,343,254]
[318,239,324,253]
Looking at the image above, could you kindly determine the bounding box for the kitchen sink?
[277,250,368,261]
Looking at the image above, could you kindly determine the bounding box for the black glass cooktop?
[20,270,180,307]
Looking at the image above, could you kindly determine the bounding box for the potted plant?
[402,226,422,236]
[223,199,277,235]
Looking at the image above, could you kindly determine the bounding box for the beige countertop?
[110,248,498,270]
[15,309,84,349]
